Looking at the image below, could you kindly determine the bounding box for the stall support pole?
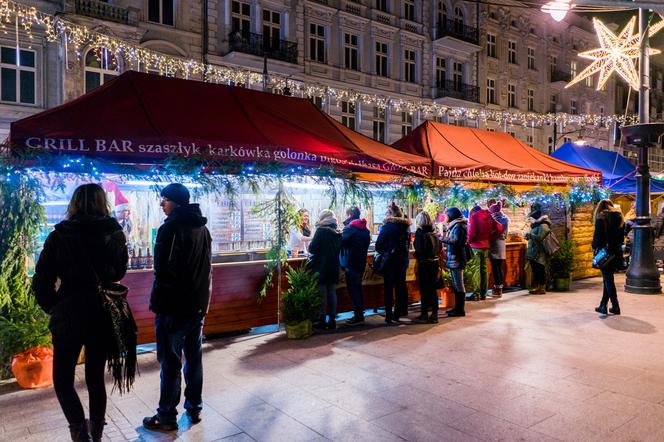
[276,178,283,330]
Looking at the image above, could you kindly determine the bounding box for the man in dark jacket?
[144,183,212,432]
[340,207,371,325]
[442,207,469,317]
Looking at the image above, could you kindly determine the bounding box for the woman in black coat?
[307,209,342,330]
[592,199,625,315]
[413,211,442,323]
[32,184,128,442]
[375,202,411,323]
[441,207,469,317]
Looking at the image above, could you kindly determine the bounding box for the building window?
[435,57,446,87]
[376,0,388,13]
[585,75,593,88]
[527,135,534,146]
[438,1,447,27]
[527,47,536,70]
[486,78,496,104]
[508,40,517,64]
[84,48,118,93]
[373,107,385,142]
[404,0,415,21]
[548,136,554,151]
[263,10,281,51]
[401,112,413,137]
[570,99,577,115]
[508,131,516,138]
[404,49,416,83]
[341,101,356,129]
[433,115,443,123]
[344,33,359,71]
[487,33,496,58]
[527,89,535,112]
[550,93,557,113]
[564,136,572,143]
[310,96,323,109]
[309,24,325,63]
[549,55,557,76]
[453,7,464,34]
[487,127,495,132]
[453,62,463,90]
[570,60,577,77]
[375,42,388,77]
[508,83,516,108]
[148,0,174,26]
[231,1,250,35]
[0,46,35,104]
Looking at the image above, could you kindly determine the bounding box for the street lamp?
[542,2,663,293]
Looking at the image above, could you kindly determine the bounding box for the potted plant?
[550,239,574,291]
[283,266,321,339]
[439,268,454,309]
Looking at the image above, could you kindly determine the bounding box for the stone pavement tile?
[259,388,334,418]
[466,393,557,428]
[372,408,481,442]
[583,391,664,416]
[602,408,664,442]
[609,377,664,404]
[204,387,266,415]
[222,403,326,442]
[216,433,256,442]
[378,384,476,425]
[293,405,403,442]
[275,367,344,391]
[449,411,561,442]
[0,427,30,442]
[176,414,242,442]
[311,384,405,421]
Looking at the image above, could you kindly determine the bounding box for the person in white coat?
[288,209,312,257]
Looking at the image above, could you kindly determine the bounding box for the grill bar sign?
[20,136,430,176]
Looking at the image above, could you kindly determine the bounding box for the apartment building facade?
[0,0,639,162]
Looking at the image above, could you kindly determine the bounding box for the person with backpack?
[340,207,371,326]
[441,207,469,317]
[525,203,551,295]
[413,211,442,323]
[32,184,129,442]
[308,209,343,330]
[468,204,497,300]
[592,199,625,315]
[489,202,509,298]
[375,202,411,323]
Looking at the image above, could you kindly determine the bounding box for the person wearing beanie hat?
[144,183,212,432]
[340,207,371,325]
[375,202,411,323]
[308,210,342,330]
[441,207,469,317]
[489,203,510,298]
[468,203,496,301]
[525,204,551,295]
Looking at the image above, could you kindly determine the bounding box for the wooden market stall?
[392,121,601,285]
[11,71,433,344]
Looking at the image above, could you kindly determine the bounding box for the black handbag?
[592,217,615,271]
[372,250,391,276]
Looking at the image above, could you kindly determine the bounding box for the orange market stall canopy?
[392,121,600,184]
[9,71,430,179]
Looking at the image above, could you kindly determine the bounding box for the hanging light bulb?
[541,0,571,22]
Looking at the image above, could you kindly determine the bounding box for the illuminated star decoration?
[566,17,664,91]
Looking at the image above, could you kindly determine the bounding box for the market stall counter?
[124,242,528,345]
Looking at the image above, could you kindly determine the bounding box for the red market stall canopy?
[392,121,600,184]
[10,71,430,178]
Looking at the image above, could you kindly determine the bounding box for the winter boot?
[89,420,105,442]
[492,286,503,298]
[609,302,621,315]
[595,305,608,315]
[69,421,92,442]
[428,311,439,323]
[414,311,429,323]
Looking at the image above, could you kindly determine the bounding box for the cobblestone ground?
[3,274,664,441]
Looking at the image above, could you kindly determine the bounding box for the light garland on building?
[567,16,664,91]
[0,0,639,129]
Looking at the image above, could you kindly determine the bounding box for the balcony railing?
[436,18,479,45]
[75,0,131,25]
[435,80,480,103]
[551,70,572,83]
[228,31,298,64]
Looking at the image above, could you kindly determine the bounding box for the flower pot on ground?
[283,266,321,339]
[440,287,455,309]
[550,239,574,292]
[11,347,53,388]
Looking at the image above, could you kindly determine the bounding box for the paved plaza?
[3,274,664,441]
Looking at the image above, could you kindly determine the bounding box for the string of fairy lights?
[0,0,642,129]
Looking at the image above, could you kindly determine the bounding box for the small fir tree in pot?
[283,267,321,339]
[550,239,575,291]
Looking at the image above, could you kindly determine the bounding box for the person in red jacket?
[468,205,495,300]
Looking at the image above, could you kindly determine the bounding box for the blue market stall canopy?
[551,142,664,194]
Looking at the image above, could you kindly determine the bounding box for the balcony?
[437,19,479,45]
[551,70,572,83]
[74,0,134,25]
[228,31,298,64]
[435,80,480,103]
